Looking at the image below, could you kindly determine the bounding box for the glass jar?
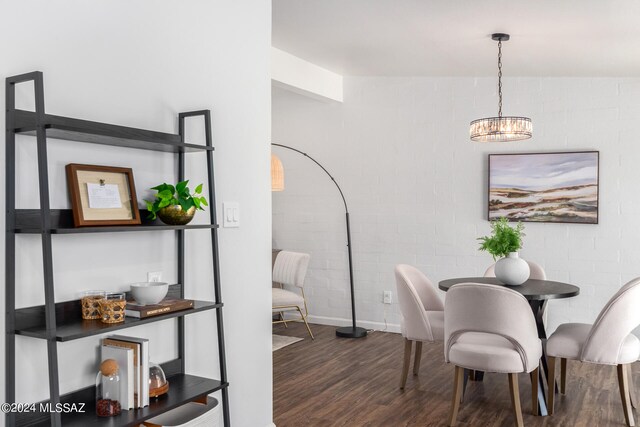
[149,362,169,398]
[99,293,126,324]
[96,359,121,417]
[81,290,106,320]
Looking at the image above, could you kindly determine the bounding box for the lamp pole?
[272,143,367,338]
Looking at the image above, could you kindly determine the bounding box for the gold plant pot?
[157,205,196,225]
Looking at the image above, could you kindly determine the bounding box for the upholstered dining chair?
[272,251,314,339]
[485,260,549,326]
[445,283,542,427]
[394,264,444,389]
[546,277,640,426]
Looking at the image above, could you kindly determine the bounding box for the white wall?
[0,2,272,426]
[272,77,640,335]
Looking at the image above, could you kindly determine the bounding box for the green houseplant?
[145,180,208,225]
[478,217,525,260]
[478,217,530,285]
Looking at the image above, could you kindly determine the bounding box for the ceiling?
[273,0,640,76]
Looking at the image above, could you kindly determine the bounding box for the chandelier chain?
[497,39,502,117]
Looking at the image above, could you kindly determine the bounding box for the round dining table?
[438,277,580,417]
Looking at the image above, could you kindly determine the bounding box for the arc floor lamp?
[271,143,367,338]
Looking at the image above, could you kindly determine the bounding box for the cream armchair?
[445,283,542,427]
[272,251,314,339]
[394,264,444,389]
[546,277,640,426]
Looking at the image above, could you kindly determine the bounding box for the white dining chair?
[445,283,542,427]
[272,251,314,339]
[485,260,548,327]
[394,264,444,389]
[546,277,640,426]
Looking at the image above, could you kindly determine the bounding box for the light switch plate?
[223,202,240,228]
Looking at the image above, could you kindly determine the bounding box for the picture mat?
[76,170,134,221]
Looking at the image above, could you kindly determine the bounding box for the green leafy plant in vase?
[478,217,530,285]
[145,180,208,226]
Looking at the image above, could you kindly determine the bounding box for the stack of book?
[101,335,150,409]
[125,298,194,319]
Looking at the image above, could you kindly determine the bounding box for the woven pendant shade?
[271,154,284,191]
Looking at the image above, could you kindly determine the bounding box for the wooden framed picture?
[66,164,141,227]
[488,151,599,224]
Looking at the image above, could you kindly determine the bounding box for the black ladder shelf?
[5,71,230,427]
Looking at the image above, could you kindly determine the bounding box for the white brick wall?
[272,77,640,334]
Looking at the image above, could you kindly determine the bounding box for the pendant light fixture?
[470,33,532,142]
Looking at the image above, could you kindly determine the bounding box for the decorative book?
[107,335,150,407]
[125,298,194,318]
[103,337,141,408]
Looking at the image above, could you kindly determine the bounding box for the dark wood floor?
[273,323,638,427]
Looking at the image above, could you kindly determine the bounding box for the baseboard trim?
[293,313,401,334]
[278,312,401,333]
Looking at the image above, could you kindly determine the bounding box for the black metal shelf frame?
[13,209,220,234]
[5,71,230,427]
[14,359,228,427]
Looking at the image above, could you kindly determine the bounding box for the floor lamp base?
[336,326,368,338]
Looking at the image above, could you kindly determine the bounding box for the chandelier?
[470,33,532,142]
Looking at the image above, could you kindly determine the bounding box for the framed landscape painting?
[488,151,599,224]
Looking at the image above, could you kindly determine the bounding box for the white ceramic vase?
[494,252,530,286]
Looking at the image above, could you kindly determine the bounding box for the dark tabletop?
[438,277,580,301]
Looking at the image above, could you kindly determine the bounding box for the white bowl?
[130,282,169,305]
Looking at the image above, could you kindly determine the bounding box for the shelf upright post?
[203,110,230,427]
[5,71,61,427]
[178,110,230,426]
[177,114,187,375]
[33,71,62,427]
[5,70,20,427]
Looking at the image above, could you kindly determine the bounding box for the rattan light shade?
[271,154,284,191]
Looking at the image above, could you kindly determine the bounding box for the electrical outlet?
[147,271,162,282]
[383,291,392,304]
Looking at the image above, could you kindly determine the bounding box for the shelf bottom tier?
[15,374,227,427]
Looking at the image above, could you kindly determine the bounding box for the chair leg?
[279,312,288,328]
[629,364,638,409]
[461,369,469,404]
[530,366,539,416]
[296,307,314,340]
[400,339,412,389]
[548,356,557,415]
[448,366,464,426]
[560,357,567,394]
[413,341,423,376]
[617,364,635,427]
[508,373,524,427]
